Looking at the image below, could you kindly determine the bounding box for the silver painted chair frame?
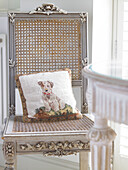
[2,4,92,170]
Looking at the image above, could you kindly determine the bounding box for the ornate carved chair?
[2,4,93,170]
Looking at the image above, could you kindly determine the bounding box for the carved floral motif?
[82,102,88,113]
[9,59,15,69]
[3,142,15,158]
[82,58,88,67]
[88,127,116,143]
[20,140,90,156]
[8,13,16,24]
[29,4,67,15]
[9,105,15,115]
[43,150,77,156]
[80,13,87,23]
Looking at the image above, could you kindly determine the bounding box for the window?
[122,0,128,78]
[113,0,128,163]
[120,124,128,157]
[114,0,128,77]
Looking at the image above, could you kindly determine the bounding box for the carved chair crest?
[29,3,67,15]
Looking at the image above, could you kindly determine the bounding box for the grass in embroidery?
[34,104,73,118]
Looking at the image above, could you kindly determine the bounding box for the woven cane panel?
[15,19,81,80]
[13,115,93,132]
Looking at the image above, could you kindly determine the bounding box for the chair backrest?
[8,4,88,114]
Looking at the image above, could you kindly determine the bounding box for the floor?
[0,154,80,170]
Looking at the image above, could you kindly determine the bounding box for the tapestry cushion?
[15,69,82,122]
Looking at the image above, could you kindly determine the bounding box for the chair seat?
[3,115,93,157]
[4,114,93,136]
[14,115,93,132]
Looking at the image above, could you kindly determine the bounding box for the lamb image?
[38,81,66,112]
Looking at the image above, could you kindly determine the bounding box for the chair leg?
[79,151,88,170]
[4,168,14,170]
[3,141,16,170]
[14,155,17,170]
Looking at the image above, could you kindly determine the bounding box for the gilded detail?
[8,13,16,24]
[29,4,67,15]
[9,105,15,115]
[3,142,15,158]
[80,13,87,23]
[9,59,15,69]
[43,150,77,156]
[20,140,90,156]
[83,102,88,113]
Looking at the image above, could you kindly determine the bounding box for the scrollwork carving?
[9,59,15,69]
[82,58,88,67]
[3,142,16,169]
[19,140,90,156]
[43,150,77,156]
[82,102,88,113]
[88,127,116,143]
[9,105,15,115]
[80,13,87,23]
[8,13,16,24]
[29,4,67,15]
[3,142,15,158]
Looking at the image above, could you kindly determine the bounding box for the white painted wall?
[0,34,8,131]
[0,16,8,33]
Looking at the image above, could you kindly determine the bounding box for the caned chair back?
[8,11,88,113]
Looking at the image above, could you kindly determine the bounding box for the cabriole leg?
[88,116,116,170]
[3,141,16,170]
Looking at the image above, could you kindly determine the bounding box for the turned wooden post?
[3,141,16,170]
